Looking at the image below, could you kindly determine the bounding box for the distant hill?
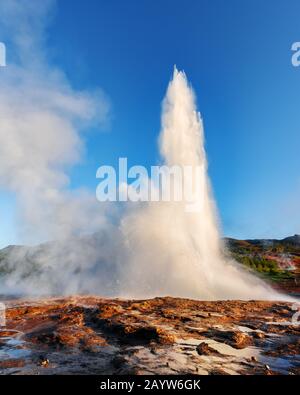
[279,234,300,246]
[224,235,300,295]
[224,235,300,256]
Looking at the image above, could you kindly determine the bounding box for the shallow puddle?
[0,329,31,361]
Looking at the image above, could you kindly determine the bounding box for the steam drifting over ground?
[0,0,119,295]
[0,1,283,300]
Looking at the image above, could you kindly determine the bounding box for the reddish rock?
[0,296,298,375]
[196,342,219,356]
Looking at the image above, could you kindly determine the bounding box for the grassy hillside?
[225,235,300,294]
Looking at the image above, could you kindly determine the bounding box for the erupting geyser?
[120,67,278,300]
[0,66,283,301]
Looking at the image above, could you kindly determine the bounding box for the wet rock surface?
[0,296,299,375]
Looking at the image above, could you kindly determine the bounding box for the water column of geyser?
[120,67,278,300]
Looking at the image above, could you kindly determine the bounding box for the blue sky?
[0,0,300,246]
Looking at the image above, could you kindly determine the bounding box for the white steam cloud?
[0,0,121,295]
[0,0,111,242]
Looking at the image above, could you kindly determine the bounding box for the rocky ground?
[0,296,299,375]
